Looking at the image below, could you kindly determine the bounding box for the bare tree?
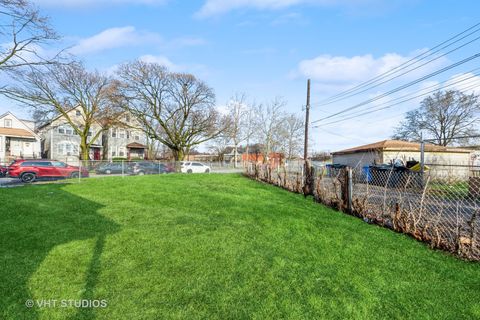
[225,93,249,168]
[393,90,480,146]
[0,0,60,74]
[3,62,122,160]
[117,60,228,161]
[278,113,304,159]
[243,103,256,164]
[254,97,286,162]
[208,133,231,162]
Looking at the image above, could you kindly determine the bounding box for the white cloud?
[138,54,210,77]
[70,26,162,55]
[138,54,181,71]
[295,50,448,86]
[442,73,480,94]
[69,27,205,56]
[196,0,373,18]
[33,0,167,8]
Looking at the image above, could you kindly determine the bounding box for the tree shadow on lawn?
[0,184,119,320]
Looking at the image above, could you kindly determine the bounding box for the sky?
[2,0,480,152]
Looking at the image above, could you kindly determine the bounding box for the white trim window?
[58,125,74,135]
[111,128,117,138]
[58,142,77,156]
[4,119,12,128]
[119,147,125,157]
[119,129,125,139]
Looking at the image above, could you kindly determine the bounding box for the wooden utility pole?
[303,79,314,197]
[304,79,311,161]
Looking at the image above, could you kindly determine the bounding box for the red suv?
[8,160,89,183]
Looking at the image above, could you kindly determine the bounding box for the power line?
[315,69,480,124]
[312,22,480,106]
[313,78,480,127]
[312,33,480,107]
[311,52,480,124]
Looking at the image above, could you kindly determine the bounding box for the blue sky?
[3,0,480,152]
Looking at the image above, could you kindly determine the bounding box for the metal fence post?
[79,160,82,183]
[122,160,124,178]
[347,167,353,213]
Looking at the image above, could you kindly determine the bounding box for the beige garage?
[331,140,473,180]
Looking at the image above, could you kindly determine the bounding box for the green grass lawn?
[1,174,479,320]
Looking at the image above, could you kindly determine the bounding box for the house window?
[4,119,12,128]
[58,143,76,156]
[25,142,30,147]
[126,131,130,139]
[112,129,117,138]
[58,126,65,134]
[119,148,125,157]
[119,129,125,139]
[112,151,116,157]
[88,130,93,137]
[65,126,73,135]
[76,110,81,116]
[125,114,130,122]
[135,135,140,141]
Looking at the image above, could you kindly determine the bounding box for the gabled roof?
[0,111,39,138]
[332,140,471,155]
[0,127,36,138]
[36,105,103,131]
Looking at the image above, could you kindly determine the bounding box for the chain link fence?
[245,162,480,261]
[0,159,244,186]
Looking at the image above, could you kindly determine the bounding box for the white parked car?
[180,162,211,173]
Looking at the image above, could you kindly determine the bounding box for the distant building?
[242,152,284,167]
[102,112,147,160]
[36,107,104,162]
[331,139,473,179]
[0,112,41,161]
[36,107,148,162]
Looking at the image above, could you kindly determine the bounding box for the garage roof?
[332,140,471,155]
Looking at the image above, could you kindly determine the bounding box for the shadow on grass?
[0,184,119,320]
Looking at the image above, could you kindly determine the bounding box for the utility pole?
[303,79,313,197]
[304,79,311,161]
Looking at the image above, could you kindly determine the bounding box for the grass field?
[1,174,479,320]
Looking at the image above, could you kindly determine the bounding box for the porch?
[126,142,147,160]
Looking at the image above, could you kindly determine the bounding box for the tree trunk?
[80,138,89,161]
[173,148,185,161]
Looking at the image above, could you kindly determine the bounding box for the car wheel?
[70,172,80,179]
[21,172,36,183]
[105,169,111,174]
[205,168,210,173]
[187,169,192,174]
[138,171,145,176]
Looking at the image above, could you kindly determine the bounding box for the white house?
[0,112,41,162]
[36,106,104,163]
